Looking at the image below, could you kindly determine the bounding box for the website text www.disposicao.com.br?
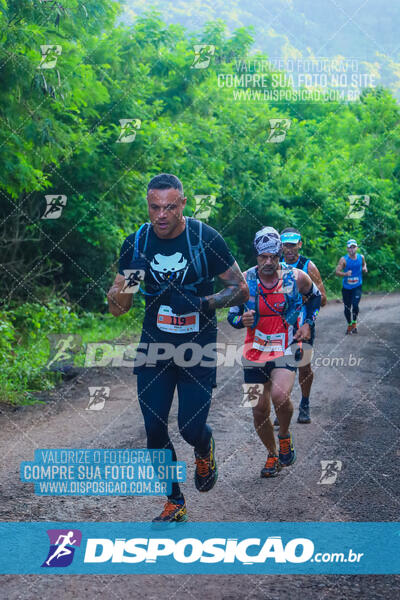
[83,536,364,565]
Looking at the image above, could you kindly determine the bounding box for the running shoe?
[297,403,311,424]
[152,498,188,526]
[194,436,218,492]
[351,323,358,334]
[346,325,352,335]
[278,433,296,467]
[260,455,282,478]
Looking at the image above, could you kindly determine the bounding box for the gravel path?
[1,293,399,598]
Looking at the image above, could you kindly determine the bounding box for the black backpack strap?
[185,217,209,282]
[133,222,151,259]
[133,223,165,297]
[296,255,308,271]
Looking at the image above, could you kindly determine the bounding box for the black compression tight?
[137,362,213,499]
[342,286,362,323]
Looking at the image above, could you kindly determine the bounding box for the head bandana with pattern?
[253,226,283,256]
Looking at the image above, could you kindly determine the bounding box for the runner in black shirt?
[107,173,248,524]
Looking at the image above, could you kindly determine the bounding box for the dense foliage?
[126,0,400,98]
[1,1,399,402]
[1,0,399,309]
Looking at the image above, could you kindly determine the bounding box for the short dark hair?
[281,226,301,236]
[147,173,183,195]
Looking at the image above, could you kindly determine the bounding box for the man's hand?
[241,309,255,328]
[169,288,201,315]
[294,323,311,341]
[107,274,134,317]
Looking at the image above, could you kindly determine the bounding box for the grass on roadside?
[0,299,144,406]
[0,290,353,406]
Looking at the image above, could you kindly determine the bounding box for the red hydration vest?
[243,278,294,363]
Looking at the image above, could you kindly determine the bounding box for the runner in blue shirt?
[336,239,367,334]
[279,227,327,424]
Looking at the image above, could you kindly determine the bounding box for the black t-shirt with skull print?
[118,219,235,345]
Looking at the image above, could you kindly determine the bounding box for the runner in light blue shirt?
[335,239,368,335]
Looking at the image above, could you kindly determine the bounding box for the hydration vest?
[280,255,310,325]
[244,266,304,329]
[281,255,310,273]
[133,217,210,296]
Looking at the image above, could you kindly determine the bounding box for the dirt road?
[1,293,399,598]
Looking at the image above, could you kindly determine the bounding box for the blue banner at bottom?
[0,522,398,574]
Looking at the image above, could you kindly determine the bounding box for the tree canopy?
[1,1,399,311]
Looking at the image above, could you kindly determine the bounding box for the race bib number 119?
[157,305,199,334]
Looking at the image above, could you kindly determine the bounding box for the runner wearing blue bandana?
[280,227,327,424]
[335,239,367,334]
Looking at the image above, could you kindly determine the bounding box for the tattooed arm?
[203,261,249,310]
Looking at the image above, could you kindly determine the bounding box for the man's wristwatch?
[303,318,315,328]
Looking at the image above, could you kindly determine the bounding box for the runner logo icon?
[318,460,343,485]
[42,529,82,567]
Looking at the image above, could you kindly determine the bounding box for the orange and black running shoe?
[152,498,188,526]
[278,432,296,467]
[260,455,282,478]
[194,436,218,492]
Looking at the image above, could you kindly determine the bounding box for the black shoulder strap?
[133,223,151,259]
[186,217,209,281]
[296,255,308,270]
